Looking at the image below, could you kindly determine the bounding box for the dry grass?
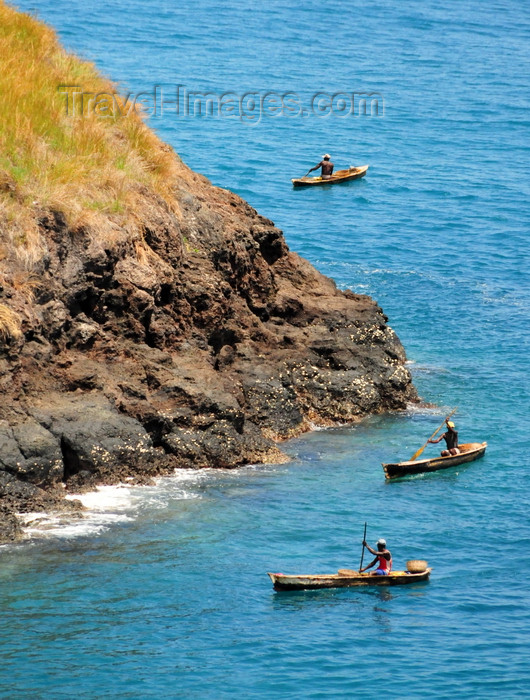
[0,302,22,342]
[0,1,181,269]
[10,270,41,302]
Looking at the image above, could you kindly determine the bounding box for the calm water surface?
[2,0,530,697]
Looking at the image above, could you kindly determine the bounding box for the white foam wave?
[404,402,455,416]
[20,509,132,539]
[306,420,333,432]
[19,469,208,541]
[17,463,297,542]
[66,483,136,512]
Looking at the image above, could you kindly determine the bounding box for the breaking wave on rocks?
[18,470,209,540]
[16,464,288,541]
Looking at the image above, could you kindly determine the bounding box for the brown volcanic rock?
[0,162,417,539]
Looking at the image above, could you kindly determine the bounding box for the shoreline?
[7,400,451,544]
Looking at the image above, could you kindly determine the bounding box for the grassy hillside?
[0,1,178,206]
[0,1,182,338]
[0,3,181,233]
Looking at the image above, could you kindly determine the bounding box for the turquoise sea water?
[3,1,530,697]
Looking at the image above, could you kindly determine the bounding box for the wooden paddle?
[410,408,457,462]
[358,522,367,573]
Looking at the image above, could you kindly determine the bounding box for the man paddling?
[306,153,334,179]
[359,538,392,575]
[427,418,460,456]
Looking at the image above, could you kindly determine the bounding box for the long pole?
[359,522,367,573]
[410,408,458,462]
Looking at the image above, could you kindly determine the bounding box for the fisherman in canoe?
[306,153,334,180]
[359,538,392,575]
[427,418,460,456]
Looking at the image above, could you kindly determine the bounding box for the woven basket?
[406,559,428,573]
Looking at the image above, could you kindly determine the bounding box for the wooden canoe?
[292,164,369,187]
[383,441,487,480]
[268,568,431,591]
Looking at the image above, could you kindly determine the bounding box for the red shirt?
[378,554,392,572]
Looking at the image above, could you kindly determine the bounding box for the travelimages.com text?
[58,85,384,123]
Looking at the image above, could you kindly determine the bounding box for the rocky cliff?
[0,2,417,541]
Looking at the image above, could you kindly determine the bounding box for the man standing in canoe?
[427,418,460,456]
[306,153,334,179]
[360,538,392,575]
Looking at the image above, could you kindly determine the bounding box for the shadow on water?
[270,582,431,609]
[270,587,397,634]
[270,583,431,637]
[269,585,400,608]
